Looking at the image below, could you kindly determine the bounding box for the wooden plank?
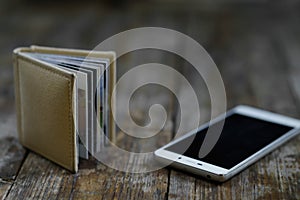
[238,32,300,199]
[5,152,74,199]
[0,181,12,200]
[6,128,172,199]
[216,40,257,109]
[168,170,197,199]
[70,161,169,199]
[0,137,26,200]
[246,35,299,117]
[272,22,300,109]
[0,137,26,181]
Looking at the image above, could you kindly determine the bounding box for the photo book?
[13,46,116,172]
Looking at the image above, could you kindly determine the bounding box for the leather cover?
[13,45,116,173]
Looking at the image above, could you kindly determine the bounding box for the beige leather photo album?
[13,45,116,172]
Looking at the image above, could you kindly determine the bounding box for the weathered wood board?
[0,1,300,199]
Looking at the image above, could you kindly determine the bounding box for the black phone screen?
[166,114,293,169]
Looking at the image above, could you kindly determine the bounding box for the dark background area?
[1,0,300,137]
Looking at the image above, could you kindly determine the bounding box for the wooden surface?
[0,1,300,199]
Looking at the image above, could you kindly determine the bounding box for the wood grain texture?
[0,137,26,181]
[0,181,11,200]
[0,138,25,177]
[0,137,26,200]
[5,152,75,200]
[5,128,171,200]
[0,1,300,199]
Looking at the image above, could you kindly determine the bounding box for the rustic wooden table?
[0,1,300,199]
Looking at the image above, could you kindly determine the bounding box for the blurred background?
[1,0,300,139]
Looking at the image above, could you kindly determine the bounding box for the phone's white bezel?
[154,105,300,182]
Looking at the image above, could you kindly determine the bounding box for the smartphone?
[154,105,300,182]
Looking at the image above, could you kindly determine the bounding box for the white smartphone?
[154,105,300,182]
